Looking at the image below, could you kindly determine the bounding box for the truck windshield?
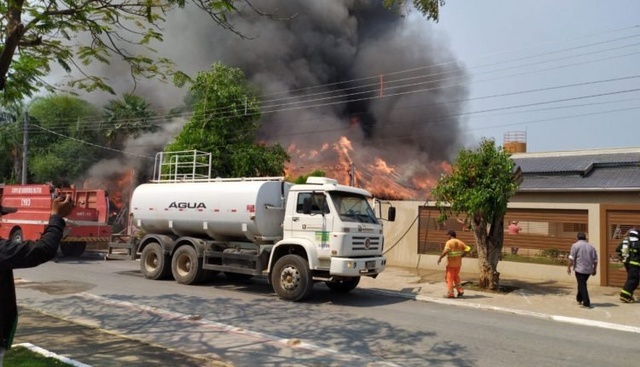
[328,192,378,224]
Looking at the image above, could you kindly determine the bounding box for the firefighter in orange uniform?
[437,230,471,298]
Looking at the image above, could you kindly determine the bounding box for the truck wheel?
[172,245,204,285]
[325,277,360,292]
[60,242,87,257]
[10,229,23,243]
[271,255,313,302]
[140,242,172,280]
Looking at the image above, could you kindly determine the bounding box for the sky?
[429,0,640,153]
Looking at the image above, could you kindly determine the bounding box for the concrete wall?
[382,200,604,285]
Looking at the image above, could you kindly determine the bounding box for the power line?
[33,125,154,159]
[15,27,640,130]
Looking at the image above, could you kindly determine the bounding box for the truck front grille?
[352,236,381,251]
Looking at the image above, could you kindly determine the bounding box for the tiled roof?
[511,149,640,191]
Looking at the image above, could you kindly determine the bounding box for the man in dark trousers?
[0,195,74,365]
[567,232,598,309]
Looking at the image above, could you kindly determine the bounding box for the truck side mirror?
[388,206,396,222]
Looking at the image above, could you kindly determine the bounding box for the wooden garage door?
[606,210,640,287]
[418,207,588,258]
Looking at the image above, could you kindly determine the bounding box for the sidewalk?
[12,307,230,367]
[359,266,640,333]
[11,266,640,366]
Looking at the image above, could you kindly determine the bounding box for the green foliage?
[5,345,71,366]
[383,0,445,21]
[432,138,518,226]
[165,62,289,177]
[29,140,99,183]
[231,143,290,177]
[292,170,326,184]
[102,93,158,148]
[27,94,101,184]
[0,103,25,182]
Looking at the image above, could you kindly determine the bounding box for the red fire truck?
[0,184,112,256]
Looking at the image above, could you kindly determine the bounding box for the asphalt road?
[13,253,639,367]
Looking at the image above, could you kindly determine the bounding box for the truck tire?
[325,277,360,293]
[171,245,205,285]
[271,255,313,302]
[140,242,172,280]
[10,229,23,244]
[60,242,87,257]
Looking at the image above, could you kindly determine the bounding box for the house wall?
[382,199,605,285]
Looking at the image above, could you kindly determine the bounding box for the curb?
[361,288,640,334]
[13,343,91,367]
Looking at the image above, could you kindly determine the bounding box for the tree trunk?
[12,146,21,182]
[473,217,504,290]
[0,2,25,91]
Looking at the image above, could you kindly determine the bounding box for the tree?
[165,62,289,177]
[292,169,326,184]
[0,0,274,103]
[431,138,521,290]
[29,139,98,183]
[0,101,26,182]
[102,93,158,148]
[383,0,445,21]
[27,94,102,184]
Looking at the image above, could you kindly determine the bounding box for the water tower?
[503,131,527,153]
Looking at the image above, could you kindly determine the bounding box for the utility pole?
[22,111,28,184]
[349,163,356,187]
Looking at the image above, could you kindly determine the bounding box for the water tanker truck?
[128,175,395,301]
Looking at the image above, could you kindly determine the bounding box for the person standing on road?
[437,230,470,299]
[0,195,74,366]
[619,229,640,303]
[567,232,598,308]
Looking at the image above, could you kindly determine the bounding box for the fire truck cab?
[0,184,112,256]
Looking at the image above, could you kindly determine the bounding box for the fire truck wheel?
[171,245,205,285]
[60,242,87,257]
[271,254,313,302]
[10,229,23,244]
[140,242,172,280]
[325,277,360,292]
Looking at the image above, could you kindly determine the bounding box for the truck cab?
[267,176,394,300]
[283,177,386,276]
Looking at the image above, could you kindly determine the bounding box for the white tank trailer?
[128,176,396,302]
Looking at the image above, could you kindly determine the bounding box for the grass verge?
[5,345,72,366]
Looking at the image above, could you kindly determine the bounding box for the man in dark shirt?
[0,195,74,364]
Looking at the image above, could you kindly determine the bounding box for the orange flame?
[285,135,448,200]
